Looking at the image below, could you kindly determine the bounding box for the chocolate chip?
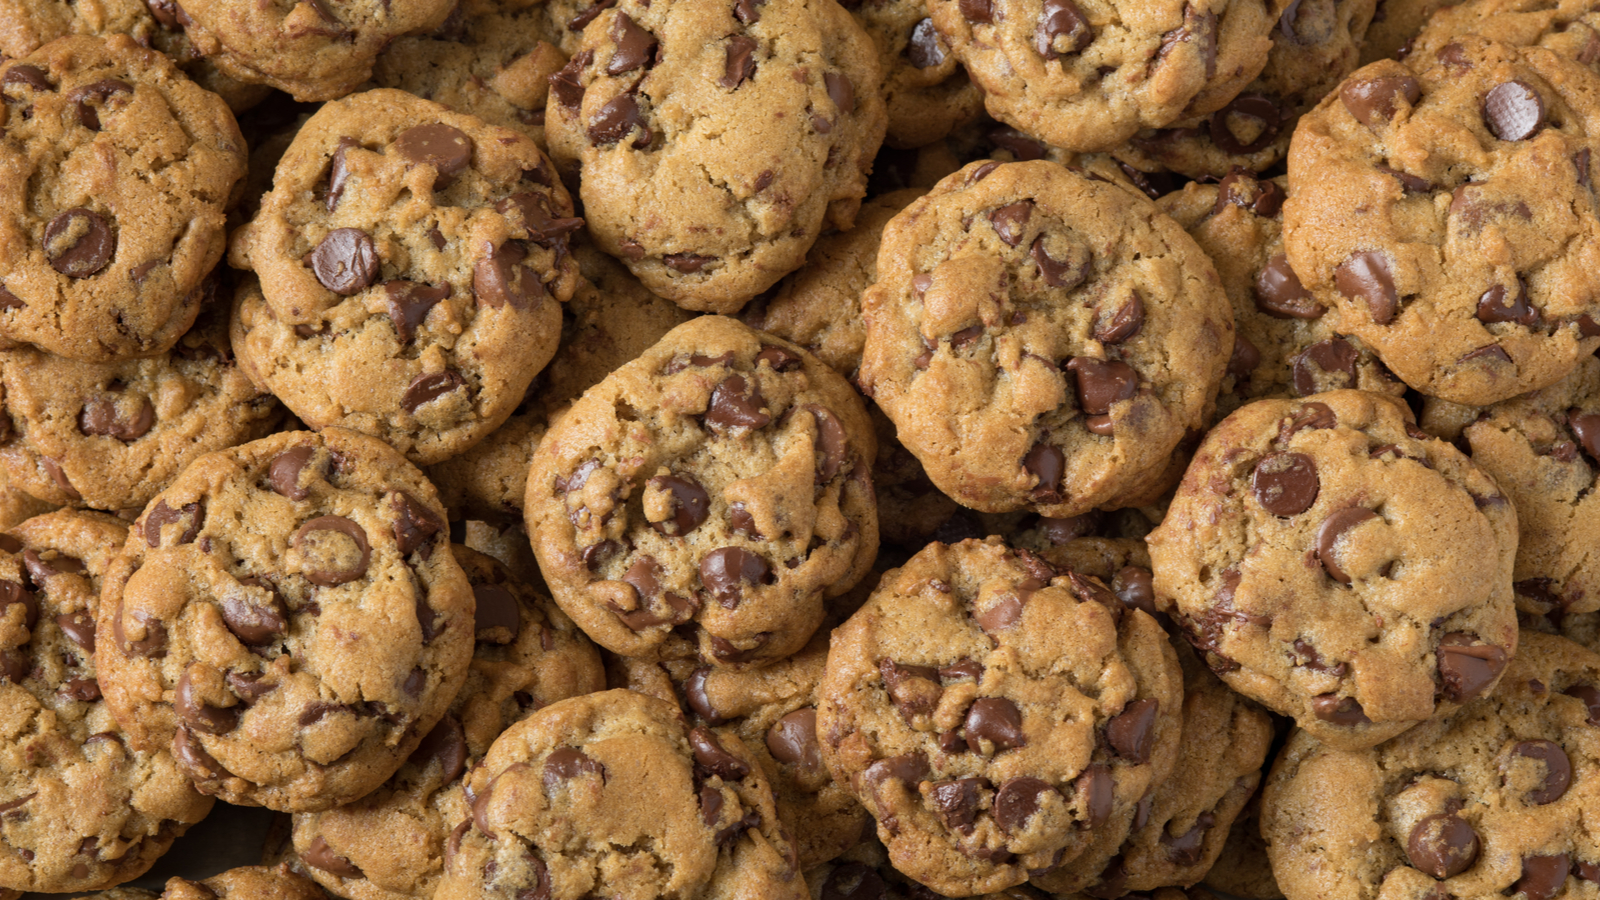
[1094,292,1145,343]
[1507,739,1571,805]
[988,201,1033,247]
[965,697,1026,751]
[1567,684,1600,724]
[1254,253,1323,319]
[907,19,946,68]
[220,579,286,646]
[1106,697,1158,763]
[1066,357,1137,429]
[473,584,522,643]
[79,394,154,441]
[765,708,822,775]
[324,137,359,212]
[1515,854,1570,900]
[44,209,115,279]
[733,0,764,24]
[402,370,466,413]
[55,611,95,652]
[68,79,132,131]
[144,499,204,548]
[495,193,584,247]
[176,669,239,735]
[606,13,657,75]
[1036,0,1091,58]
[821,862,886,900]
[880,659,942,721]
[1292,338,1359,396]
[650,474,710,536]
[1024,440,1064,502]
[1406,813,1479,879]
[664,253,715,273]
[994,776,1055,831]
[1252,452,1319,516]
[1437,632,1508,702]
[41,458,79,501]
[1216,169,1286,218]
[60,678,99,702]
[383,280,450,342]
[409,715,468,784]
[474,241,545,310]
[1163,812,1215,866]
[1461,343,1513,366]
[291,515,370,586]
[978,593,1024,633]
[1210,94,1282,155]
[173,726,227,781]
[1571,410,1600,461]
[269,446,318,501]
[1282,402,1337,439]
[682,665,723,722]
[114,604,166,657]
[1485,80,1545,141]
[1310,693,1369,726]
[705,375,770,431]
[304,835,363,879]
[1336,248,1400,321]
[689,726,750,779]
[722,35,757,87]
[226,670,275,704]
[930,778,986,834]
[550,50,592,109]
[1228,332,1261,382]
[1157,5,1217,79]
[588,94,651,147]
[394,123,474,186]
[3,65,52,92]
[1340,75,1422,126]
[859,752,929,800]
[543,746,605,789]
[0,284,22,310]
[1316,507,1377,584]
[392,492,443,558]
[1476,280,1538,326]
[824,72,855,119]
[960,0,992,22]
[311,228,379,295]
[700,547,772,608]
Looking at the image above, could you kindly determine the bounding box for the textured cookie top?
[543,0,887,312]
[525,316,878,667]
[0,510,213,893]
[0,299,280,511]
[1409,0,1600,77]
[437,689,806,900]
[1149,390,1520,749]
[1264,632,1600,900]
[1284,35,1600,404]
[926,0,1275,152]
[846,0,982,149]
[95,428,474,812]
[817,538,1183,897]
[161,865,327,900]
[0,35,244,361]
[0,0,162,59]
[859,159,1233,518]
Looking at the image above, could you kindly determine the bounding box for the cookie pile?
[3,1,1600,899]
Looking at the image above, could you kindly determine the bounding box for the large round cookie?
[1262,632,1600,900]
[1283,35,1600,404]
[0,35,245,361]
[0,510,214,892]
[542,0,887,313]
[817,537,1183,897]
[435,689,806,900]
[1149,390,1520,749]
[0,300,280,512]
[858,159,1233,518]
[94,428,475,812]
[525,316,878,667]
[290,546,604,900]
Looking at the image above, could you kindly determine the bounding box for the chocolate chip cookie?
[1156,173,1403,420]
[1283,36,1600,404]
[0,35,245,361]
[524,316,879,667]
[858,159,1234,518]
[1262,631,1600,900]
[1358,0,1452,64]
[926,0,1278,153]
[290,545,605,900]
[1202,792,1284,900]
[94,427,475,812]
[0,300,281,512]
[0,510,214,892]
[230,88,581,464]
[435,689,806,900]
[849,0,983,149]
[160,864,327,900]
[817,537,1183,896]
[0,469,56,531]
[542,0,887,313]
[1407,0,1600,77]
[1148,390,1520,749]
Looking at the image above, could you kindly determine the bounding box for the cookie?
[0,468,56,531]
[0,35,245,361]
[1282,36,1600,404]
[848,0,983,149]
[290,546,604,900]
[172,0,454,101]
[1407,0,1600,77]
[858,159,1233,518]
[0,510,214,892]
[803,836,1052,900]
[229,88,580,464]
[94,427,475,812]
[1357,0,1453,64]
[1156,173,1404,420]
[1262,631,1600,900]
[0,299,281,512]
[524,316,879,667]
[161,865,327,900]
[927,0,1277,153]
[817,537,1183,896]
[867,404,962,553]
[436,689,806,900]
[542,0,887,313]
[1148,390,1520,749]
[1201,792,1284,900]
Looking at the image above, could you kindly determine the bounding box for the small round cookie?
[542,0,888,313]
[926,0,1278,153]
[1113,0,1378,179]
[848,0,984,149]
[749,188,922,380]
[867,404,962,553]
[1202,792,1284,900]
[1358,0,1452,64]
[0,35,245,361]
[1156,173,1404,420]
[1407,0,1600,77]
[1148,390,1520,749]
[94,428,475,812]
[172,0,454,101]
[229,89,581,464]
[436,689,806,900]
[1283,36,1600,405]
[0,510,214,893]
[370,1,569,144]
[858,160,1234,518]
[817,538,1183,897]
[1262,631,1600,900]
[290,546,604,900]
[525,316,879,667]
[161,865,326,900]
[0,300,281,512]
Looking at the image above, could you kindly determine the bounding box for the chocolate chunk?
[881,659,942,721]
[806,406,849,483]
[705,375,771,431]
[1461,343,1513,366]
[77,393,153,442]
[1515,854,1570,900]
[68,79,132,131]
[114,605,166,657]
[220,579,286,646]
[1336,249,1399,323]
[765,708,822,775]
[1228,332,1261,382]
[1377,163,1433,193]
[1437,632,1507,701]
[383,280,450,342]
[304,835,363,879]
[1254,253,1323,319]
[588,94,651,147]
[607,13,657,75]
[550,50,592,109]
[755,345,801,371]
[395,124,473,185]
[965,697,1026,751]
[1252,452,1319,516]
[733,0,764,24]
[684,666,723,722]
[722,35,757,87]
[41,458,79,501]
[1031,236,1088,289]
[409,715,468,784]
[176,669,239,735]
[930,778,986,834]
[468,583,520,644]
[1507,739,1571,805]
[1292,338,1359,396]
[311,228,379,295]
[1024,440,1064,502]
[939,659,983,682]
[56,611,95,651]
[44,209,115,279]
[3,65,51,92]
[1485,80,1545,141]
[859,751,929,797]
[1157,5,1217,79]
[60,678,100,702]
[392,492,443,558]
[1066,357,1138,423]
[144,499,204,548]
[495,193,584,247]
[959,0,992,22]
[1210,94,1282,155]
[821,862,886,900]
[1106,697,1158,763]
[700,547,771,608]
[689,725,750,779]
[1216,168,1287,218]
[1163,812,1215,866]
[1571,410,1600,461]
[907,19,946,68]
[1477,280,1538,326]
[1035,0,1091,58]
[543,746,605,789]
[988,201,1033,247]
[0,284,22,310]
[1310,693,1369,726]
[664,253,715,273]
[824,72,855,117]
[1316,507,1377,584]
[1407,813,1479,879]
[994,776,1055,831]
[1340,75,1422,126]
[173,726,227,781]
[474,240,545,310]
[1566,684,1600,724]
[324,137,359,211]
[402,370,466,413]
[1093,292,1145,343]
[291,515,370,586]
[1282,402,1337,439]
[978,593,1024,633]
[269,446,318,501]
[650,474,710,536]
